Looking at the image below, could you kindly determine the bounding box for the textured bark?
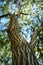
[7,14,39,65]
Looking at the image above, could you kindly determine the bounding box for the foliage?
[0,0,43,65]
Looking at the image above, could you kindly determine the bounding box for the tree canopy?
[0,0,43,65]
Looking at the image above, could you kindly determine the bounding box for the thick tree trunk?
[8,14,39,65]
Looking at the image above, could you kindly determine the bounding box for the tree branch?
[30,22,43,48]
[0,12,29,18]
[19,12,29,15]
[0,13,11,18]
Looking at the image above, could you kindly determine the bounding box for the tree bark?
[0,13,43,65]
[7,14,39,65]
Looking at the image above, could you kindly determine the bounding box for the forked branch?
[0,12,43,49]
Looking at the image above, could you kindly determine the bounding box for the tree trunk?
[7,14,39,65]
